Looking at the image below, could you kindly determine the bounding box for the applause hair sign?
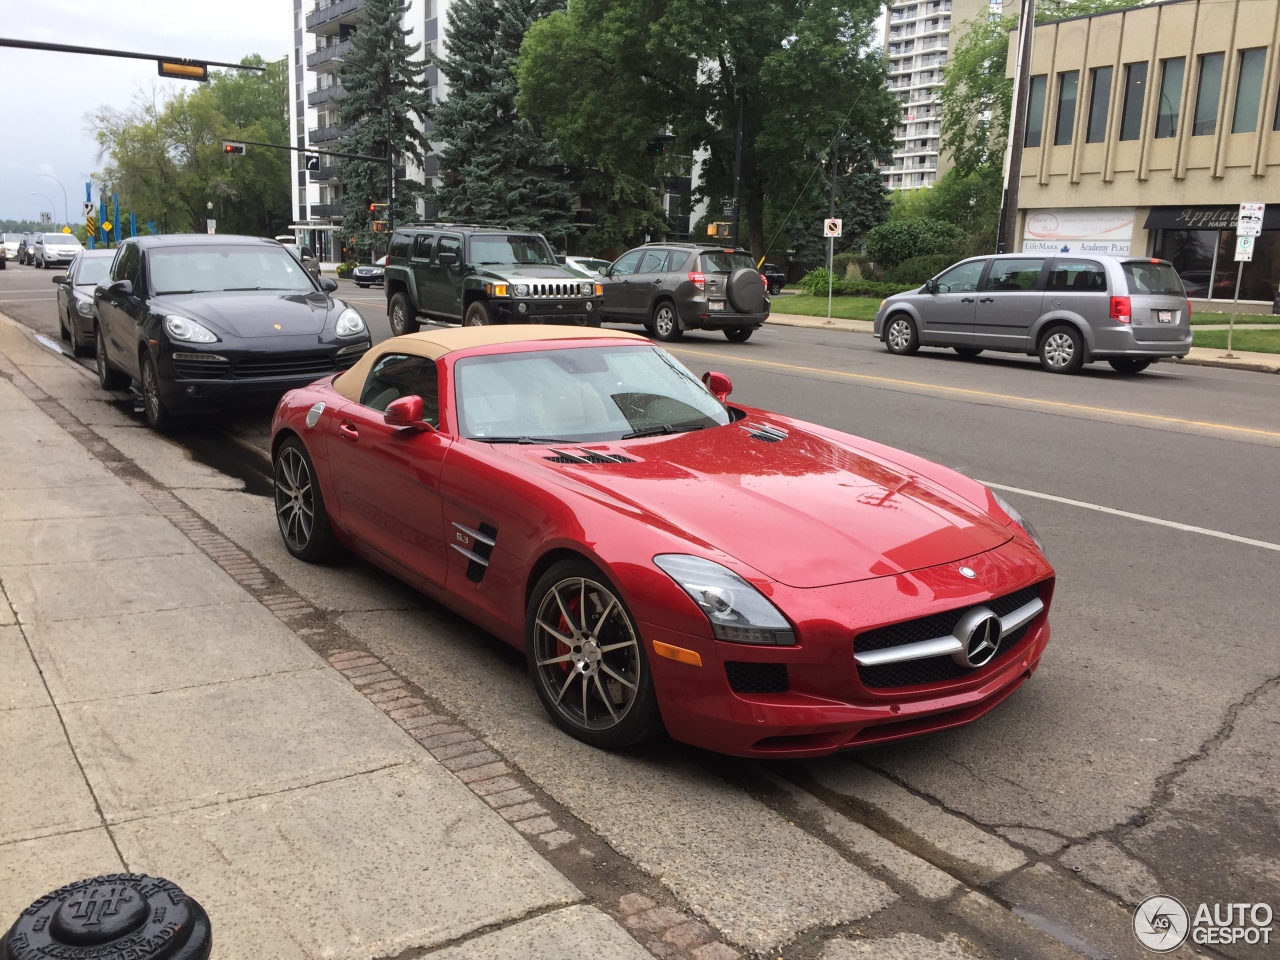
[1022,208,1134,256]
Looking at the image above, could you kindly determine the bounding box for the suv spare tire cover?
[727,267,765,314]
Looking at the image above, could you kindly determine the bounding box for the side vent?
[543,448,635,464]
[452,521,498,583]
[741,422,788,443]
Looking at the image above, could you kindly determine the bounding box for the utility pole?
[385,106,395,236]
[997,0,1036,254]
[730,97,744,247]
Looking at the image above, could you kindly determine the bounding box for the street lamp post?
[30,192,58,227]
[37,174,69,227]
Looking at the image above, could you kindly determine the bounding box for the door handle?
[978,297,994,303]
[961,297,975,303]
[338,422,359,442]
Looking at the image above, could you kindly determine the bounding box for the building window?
[1193,52,1224,136]
[1153,228,1279,303]
[1232,48,1266,134]
[1119,62,1147,141]
[1086,66,1112,143]
[1025,74,1047,147]
[1054,71,1079,145]
[1155,58,1185,138]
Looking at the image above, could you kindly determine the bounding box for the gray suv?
[874,253,1192,374]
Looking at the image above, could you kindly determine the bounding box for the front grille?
[234,354,336,379]
[172,354,231,379]
[527,282,584,298]
[725,661,789,694]
[854,584,1044,690]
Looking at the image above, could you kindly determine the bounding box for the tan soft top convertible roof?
[333,325,647,401]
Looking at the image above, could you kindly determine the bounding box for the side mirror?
[318,276,338,292]
[555,254,567,264]
[925,279,938,294]
[437,251,459,266]
[384,395,433,431]
[702,370,733,402]
[108,279,133,297]
[52,275,70,286]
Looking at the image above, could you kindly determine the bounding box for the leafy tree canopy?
[91,56,290,235]
[865,217,968,268]
[517,0,896,257]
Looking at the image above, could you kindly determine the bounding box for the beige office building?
[1007,0,1280,305]
[884,0,999,191]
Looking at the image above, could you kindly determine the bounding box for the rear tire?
[1039,324,1084,374]
[884,314,919,355]
[953,347,983,358]
[1108,358,1152,374]
[274,436,342,563]
[95,325,129,390]
[650,301,682,341]
[724,326,753,343]
[464,301,493,326]
[388,292,420,336]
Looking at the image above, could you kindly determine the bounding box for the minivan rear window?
[699,251,755,273]
[1122,261,1185,296]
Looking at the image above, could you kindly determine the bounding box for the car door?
[600,249,644,320]
[410,233,435,312]
[1043,258,1108,337]
[431,234,464,319]
[973,258,1047,350]
[99,242,144,375]
[629,249,671,318]
[914,259,985,345]
[325,353,452,585]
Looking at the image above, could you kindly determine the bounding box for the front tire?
[464,301,494,326]
[58,307,70,341]
[1039,324,1084,374]
[650,301,682,342]
[140,352,182,431]
[388,292,420,336]
[274,436,341,562]
[884,314,920,355]
[724,326,753,343]
[526,558,662,750]
[95,325,129,390]
[1109,358,1152,374]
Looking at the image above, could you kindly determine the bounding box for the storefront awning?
[1144,205,1280,231]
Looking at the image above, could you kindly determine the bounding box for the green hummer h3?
[383,224,604,335]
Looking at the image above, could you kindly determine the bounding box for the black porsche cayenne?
[93,235,372,430]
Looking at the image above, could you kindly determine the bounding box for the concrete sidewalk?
[0,321,649,957]
[766,311,1280,373]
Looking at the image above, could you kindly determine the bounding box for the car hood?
[504,421,1013,588]
[151,292,343,340]
[473,264,585,283]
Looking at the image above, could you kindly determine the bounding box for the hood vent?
[544,448,635,465]
[741,422,788,443]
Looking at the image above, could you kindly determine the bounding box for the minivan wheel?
[724,326,753,343]
[1108,358,1152,374]
[651,302,682,342]
[1039,325,1084,373]
[953,347,983,358]
[388,292,420,336]
[884,314,919,355]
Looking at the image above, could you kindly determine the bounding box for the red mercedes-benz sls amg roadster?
[271,326,1054,757]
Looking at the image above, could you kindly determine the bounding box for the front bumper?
[637,539,1054,758]
[492,297,603,326]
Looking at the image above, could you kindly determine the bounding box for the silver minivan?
[873,253,1193,373]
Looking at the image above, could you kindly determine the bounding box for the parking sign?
[823,218,842,238]
[1237,203,1264,237]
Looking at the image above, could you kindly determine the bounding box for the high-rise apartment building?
[882,0,998,191]
[286,0,453,262]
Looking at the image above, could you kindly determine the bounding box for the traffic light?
[223,141,246,156]
[158,59,208,81]
[369,202,387,213]
[707,222,731,239]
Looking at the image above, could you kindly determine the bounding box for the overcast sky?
[1,0,290,223]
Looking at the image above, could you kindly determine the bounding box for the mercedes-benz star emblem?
[950,606,1003,669]
[958,566,976,579]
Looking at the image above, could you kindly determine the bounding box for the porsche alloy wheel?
[527,560,661,749]
[274,437,340,562]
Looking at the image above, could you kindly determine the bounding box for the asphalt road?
[2,259,1277,957]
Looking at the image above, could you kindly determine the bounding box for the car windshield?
[149,245,317,295]
[1122,261,1185,296]
[46,234,81,245]
[699,251,755,273]
[455,345,730,443]
[75,257,113,286]
[469,234,557,266]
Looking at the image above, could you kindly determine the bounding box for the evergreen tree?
[432,0,577,247]
[335,0,432,254]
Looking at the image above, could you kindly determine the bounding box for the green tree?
[432,0,578,247]
[335,0,433,254]
[865,217,967,268]
[92,56,291,235]
[517,0,896,257]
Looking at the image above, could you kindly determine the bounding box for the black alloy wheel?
[649,301,682,342]
[1109,358,1152,374]
[884,314,920,355]
[724,326,753,343]
[95,325,129,390]
[526,558,662,749]
[274,437,341,562]
[388,292,420,336]
[140,353,182,432]
[58,306,70,342]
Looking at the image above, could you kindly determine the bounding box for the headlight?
[579,281,593,296]
[163,315,217,343]
[653,554,795,645]
[513,283,529,298]
[991,490,1045,553]
[76,300,94,317]
[335,307,366,337]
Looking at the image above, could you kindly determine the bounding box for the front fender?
[875,302,922,339]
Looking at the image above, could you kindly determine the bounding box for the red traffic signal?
[223,142,246,156]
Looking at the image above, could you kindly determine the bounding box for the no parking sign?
[823,218,842,238]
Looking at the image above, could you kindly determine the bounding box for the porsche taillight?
[688,271,706,291]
